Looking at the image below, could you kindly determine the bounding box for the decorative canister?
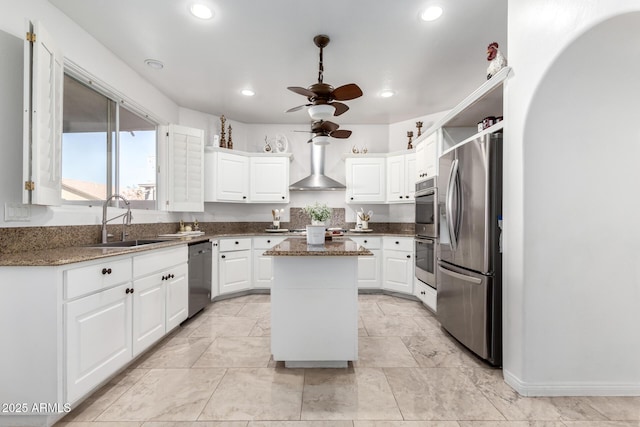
[306,225,326,245]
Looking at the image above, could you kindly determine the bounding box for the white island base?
[271,256,358,368]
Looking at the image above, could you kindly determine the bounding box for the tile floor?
[56,293,640,427]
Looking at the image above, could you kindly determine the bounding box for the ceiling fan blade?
[330,129,352,139]
[332,83,363,101]
[285,103,311,113]
[288,86,316,98]
[319,120,339,133]
[331,102,349,116]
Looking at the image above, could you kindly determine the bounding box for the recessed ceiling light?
[190,3,213,19]
[144,59,164,70]
[421,6,443,21]
[380,90,395,98]
[241,89,255,97]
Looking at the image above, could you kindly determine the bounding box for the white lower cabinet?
[382,237,414,293]
[165,263,189,331]
[414,278,437,312]
[253,236,285,289]
[219,238,252,294]
[65,283,132,403]
[131,273,166,357]
[350,236,382,289]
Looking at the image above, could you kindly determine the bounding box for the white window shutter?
[167,124,204,212]
[23,21,63,206]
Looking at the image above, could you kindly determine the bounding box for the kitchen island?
[264,237,372,368]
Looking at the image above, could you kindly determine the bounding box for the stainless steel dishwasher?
[187,241,212,318]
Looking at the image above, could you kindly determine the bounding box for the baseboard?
[504,369,640,396]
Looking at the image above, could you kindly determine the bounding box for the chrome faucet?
[102,194,133,243]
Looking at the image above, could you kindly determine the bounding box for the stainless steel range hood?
[290,143,345,191]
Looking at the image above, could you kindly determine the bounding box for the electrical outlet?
[4,202,31,222]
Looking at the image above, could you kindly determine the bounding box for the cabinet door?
[386,155,405,203]
[424,133,438,178]
[253,249,274,289]
[132,274,166,357]
[167,124,204,212]
[405,154,416,201]
[382,249,414,294]
[414,279,437,312]
[216,152,249,201]
[219,250,252,294]
[250,156,289,203]
[66,283,132,403]
[358,249,381,289]
[166,263,188,332]
[346,158,386,203]
[415,141,427,180]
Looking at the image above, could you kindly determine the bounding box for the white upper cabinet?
[23,21,63,206]
[386,153,415,203]
[416,131,438,180]
[249,156,289,203]
[166,124,205,212]
[205,148,291,203]
[345,157,386,203]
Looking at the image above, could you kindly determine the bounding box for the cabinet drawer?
[133,246,188,278]
[415,279,437,313]
[349,236,381,249]
[253,236,286,249]
[219,238,251,252]
[383,237,414,252]
[65,257,132,300]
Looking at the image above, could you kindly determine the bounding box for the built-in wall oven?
[415,177,438,289]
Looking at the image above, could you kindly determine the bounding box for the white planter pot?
[306,225,326,245]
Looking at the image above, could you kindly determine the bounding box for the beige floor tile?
[401,335,487,369]
[355,336,418,368]
[55,422,143,427]
[542,397,611,421]
[248,315,271,336]
[61,368,150,422]
[137,337,213,369]
[204,302,246,317]
[188,316,257,338]
[200,368,304,421]
[96,368,226,422]
[410,316,443,335]
[583,397,640,420]
[354,422,461,427]
[563,422,640,426]
[218,294,270,304]
[193,337,272,367]
[358,302,385,316]
[461,368,564,421]
[249,422,352,427]
[236,302,271,318]
[358,316,369,337]
[377,302,431,317]
[384,367,505,421]
[142,422,249,427]
[301,367,402,420]
[361,314,427,337]
[458,422,567,426]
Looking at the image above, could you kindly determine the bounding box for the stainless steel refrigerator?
[437,132,502,366]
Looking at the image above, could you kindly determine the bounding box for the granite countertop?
[264,237,373,257]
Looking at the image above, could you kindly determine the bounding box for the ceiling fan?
[300,120,352,145]
[286,34,363,120]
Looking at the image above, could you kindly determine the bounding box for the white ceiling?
[49,0,507,125]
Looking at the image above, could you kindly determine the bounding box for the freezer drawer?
[436,261,500,365]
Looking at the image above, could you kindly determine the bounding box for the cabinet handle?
[221,255,226,259]
[406,255,411,259]
[125,288,131,294]
[364,240,367,243]
[399,196,403,199]
[395,241,399,244]
[350,197,354,200]
[281,196,285,199]
[421,290,426,295]
[102,268,108,275]
[213,243,218,246]
[235,241,239,244]
[267,240,271,243]
[242,196,247,199]
[170,274,175,279]
[108,268,112,274]
[161,275,166,281]
[130,288,134,293]
[406,195,409,198]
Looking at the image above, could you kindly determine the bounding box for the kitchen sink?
[86,239,168,248]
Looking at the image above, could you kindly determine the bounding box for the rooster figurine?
[486,42,507,80]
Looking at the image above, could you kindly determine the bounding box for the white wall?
[388,110,449,151]
[504,0,640,395]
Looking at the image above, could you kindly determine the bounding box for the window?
[61,74,157,209]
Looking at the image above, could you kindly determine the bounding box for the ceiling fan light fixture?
[313,135,331,145]
[308,104,336,120]
[190,3,213,19]
[380,90,395,98]
[421,6,443,22]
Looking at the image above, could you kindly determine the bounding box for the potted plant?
[303,202,331,244]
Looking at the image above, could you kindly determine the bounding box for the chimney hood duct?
[290,143,345,191]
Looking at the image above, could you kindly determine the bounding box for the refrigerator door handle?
[446,159,459,251]
[438,263,482,285]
